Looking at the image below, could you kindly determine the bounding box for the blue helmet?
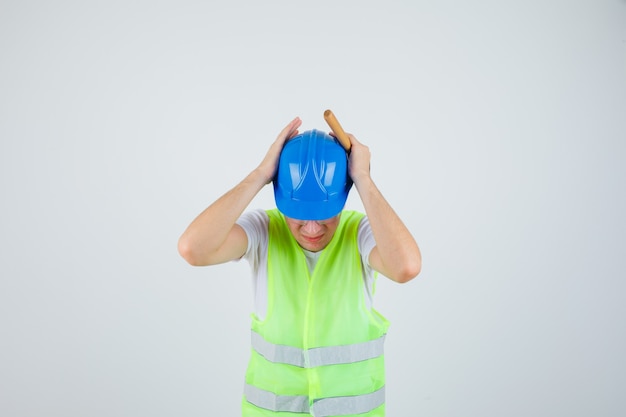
[273,129,352,221]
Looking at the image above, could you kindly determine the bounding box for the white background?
[1,1,625,416]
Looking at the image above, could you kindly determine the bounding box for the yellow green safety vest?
[242,209,390,417]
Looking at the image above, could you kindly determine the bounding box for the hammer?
[324,109,351,152]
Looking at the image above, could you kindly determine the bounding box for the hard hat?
[273,129,352,221]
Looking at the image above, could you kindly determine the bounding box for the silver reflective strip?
[244,384,309,413]
[308,336,386,367]
[312,386,385,417]
[244,384,385,416]
[251,330,305,367]
[251,330,385,368]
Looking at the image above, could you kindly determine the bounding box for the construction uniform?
[238,209,389,417]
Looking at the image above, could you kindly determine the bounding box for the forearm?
[178,168,267,264]
[178,117,302,266]
[354,176,421,282]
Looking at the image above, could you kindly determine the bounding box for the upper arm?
[200,223,249,266]
[357,214,420,284]
[202,208,268,267]
[367,246,389,279]
[368,245,420,283]
[358,216,391,280]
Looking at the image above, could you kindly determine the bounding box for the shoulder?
[237,209,269,229]
[341,210,365,221]
[339,210,365,232]
[337,211,374,256]
[236,209,269,243]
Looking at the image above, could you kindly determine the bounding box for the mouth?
[302,235,323,244]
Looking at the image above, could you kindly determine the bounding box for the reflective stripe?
[244,384,385,416]
[312,386,385,417]
[251,330,386,368]
[251,330,304,367]
[307,336,385,367]
[244,384,309,413]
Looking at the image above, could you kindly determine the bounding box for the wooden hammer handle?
[324,109,351,151]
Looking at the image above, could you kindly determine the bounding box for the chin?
[299,241,325,252]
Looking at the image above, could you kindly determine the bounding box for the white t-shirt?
[236,209,378,320]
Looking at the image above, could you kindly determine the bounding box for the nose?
[302,221,323,235]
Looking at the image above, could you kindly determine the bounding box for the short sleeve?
[236,209,271,318]
[357,216,378,306]
[357,216,377,268]
[235,209,269,269]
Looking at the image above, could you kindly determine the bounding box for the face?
[284,214,341,252]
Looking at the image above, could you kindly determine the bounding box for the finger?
[289,117,302,131]
[277,117,302,142]
[345,133,360,147]
[284,117,301,132]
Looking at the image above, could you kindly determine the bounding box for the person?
[178,116,421,417]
